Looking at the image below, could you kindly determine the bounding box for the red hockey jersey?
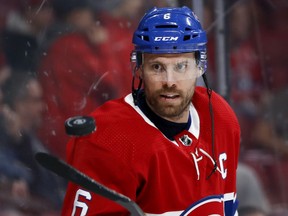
[62,87,240,215]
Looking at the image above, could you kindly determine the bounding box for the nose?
[163,69,176,87]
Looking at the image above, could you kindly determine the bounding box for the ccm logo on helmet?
[154,36,179,41]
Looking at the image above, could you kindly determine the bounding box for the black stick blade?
[35,152,144,216]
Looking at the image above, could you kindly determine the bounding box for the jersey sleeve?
[61,137,138,216]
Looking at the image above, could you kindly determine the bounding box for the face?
[68,9,95,31]
[140,52,200,123]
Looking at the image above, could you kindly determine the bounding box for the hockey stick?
[35,152,145,216]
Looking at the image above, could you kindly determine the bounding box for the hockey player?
[61,6,240,215]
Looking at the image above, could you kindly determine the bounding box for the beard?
[145,85,194,121]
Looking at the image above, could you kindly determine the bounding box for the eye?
[151,63,163,72]
[175,62,188,72]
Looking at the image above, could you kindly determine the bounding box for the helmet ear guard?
[130,51,143,68]
[195,50,208,75]
[130,51,143,106]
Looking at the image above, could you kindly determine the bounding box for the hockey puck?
[65,116,96,136]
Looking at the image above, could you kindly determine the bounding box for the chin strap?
[202,74,217,179]
[132,66,142,106]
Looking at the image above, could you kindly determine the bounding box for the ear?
[196,67,204,78]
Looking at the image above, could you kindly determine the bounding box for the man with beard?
[61,6,240,216]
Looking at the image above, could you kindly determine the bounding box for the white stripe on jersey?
[144,192,238,216]
[146,211,183,216]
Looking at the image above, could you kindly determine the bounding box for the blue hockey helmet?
[132,6,207,72]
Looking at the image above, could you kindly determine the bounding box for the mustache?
[156,86,182,95]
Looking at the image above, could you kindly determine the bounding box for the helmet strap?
[132,66,143,106]
[202,73,217,179]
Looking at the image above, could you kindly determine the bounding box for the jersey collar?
[124,93,200,139]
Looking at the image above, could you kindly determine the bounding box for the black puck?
[65,116,96,136]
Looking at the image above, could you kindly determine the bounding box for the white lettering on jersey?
[154,36,179,41]
[71,189,92,216]
[195,148,227,180]
[191,148,203,180]
[219,153,227,179]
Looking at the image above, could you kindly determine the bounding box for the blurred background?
[0,0,287,215]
